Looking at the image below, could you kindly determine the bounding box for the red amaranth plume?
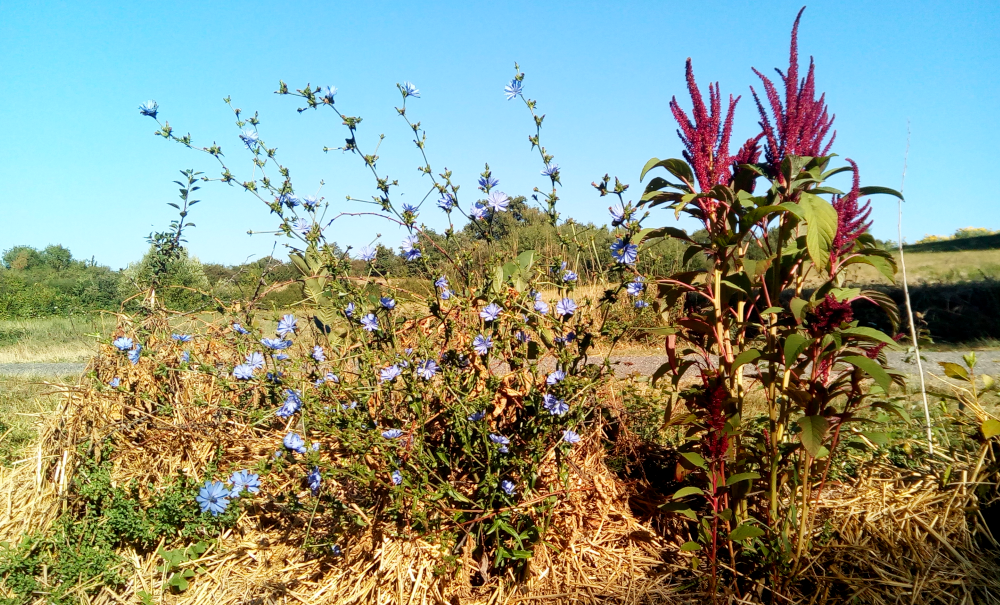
[670,58,741,196]
[830,159,872,269]
[694,376,730,462]
[750,7,836,175]
[808,295,854,337]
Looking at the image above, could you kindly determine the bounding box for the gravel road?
[1,350,997,380]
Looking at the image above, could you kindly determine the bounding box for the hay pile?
[1,319,999,603]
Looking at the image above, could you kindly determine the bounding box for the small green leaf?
[982,419,1000,439]
[731,349,761,372]
[858,185,904,200]
[799,193,839,271]
[843,355,892,393]
[939,362,969,381]
[729,523,765,541]
[680,451,708,470]
[797,415,829,457]
[784,333,811,366]
[726,471,761,486]
[673,486,704,499]
[680,541,702,551]
[789,297,809,322]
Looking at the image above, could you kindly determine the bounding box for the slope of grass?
[0,316,110,364]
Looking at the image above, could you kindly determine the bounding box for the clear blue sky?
[2,0,998,269]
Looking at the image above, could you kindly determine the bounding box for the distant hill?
[903,233,1000,253]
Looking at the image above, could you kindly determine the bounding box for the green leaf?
[732,349,761,372]
[982,419,1000,439]
[797,416,829,457]
[680,541,702,551]
[726,472,761,486]
[789,297,809,322]
[729,523,765,541]
[843,355,892,393]
[784,333,811,366]
[939,362,969,381]
[776,202,806,221]
[659,502,698,521]
[641,157,694,185]
[858,185,904,200]
[799,193,839,271]
[680,451,708,470]
[517,250,535,274]
[841,327,902,348]
[760,306,784,316]
[673,486,704,499]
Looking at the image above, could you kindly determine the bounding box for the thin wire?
[897,121,934,455]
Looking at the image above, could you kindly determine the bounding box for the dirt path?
[2,350,997,381]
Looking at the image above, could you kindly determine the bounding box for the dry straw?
[1,313,998,604]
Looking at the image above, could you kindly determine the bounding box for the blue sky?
[1,0,997,269]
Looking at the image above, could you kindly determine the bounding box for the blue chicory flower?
[293,218,311,236]
[358,246,377,262]
[312,345,326,362]
[435,276,449,290]
[562,430,581,444]
[380,297,396,310]
[283,432,307,454]
[402,81,420,97]
[261,338,292,350]
[504,78,523,101]
[112,337,133,351]
[138,100,158,118]
[541,164,559,178]
[480,303,502,322]
[437,194,454,211]
[181,350,190,363]
[500,479,516,496]
[233,323,250,335]
[489,433,510,454]
[281,194,300,208]
[380,364,402,383]
[321,86,337,103]
[246,351,265,370]
[128,345,142,365]
[556,298,577,317]
[609,202,627,226]
[401,235,421,261]
[233,364,254,380]
[391,469,403,485]
[546,370,566,385]
[361,314,379,332]
[345,302,356,318]
[635,300,649,309]
[626,276,645,296]
[469,203,487,220]
[229,470,261,497]
[171,334,193,342]
[472,334,493,356]
[302,195,319,210]
[534,298,550,314]
[240,129,259,150]
[543,394,569,416]
[307,466,322,495]
[610,239,639,265]
[274,352,287,361]
[276,389,302,418]
[478,175,499,191]
[343,401,358,410]
[196,480,230,516]
[109,377,120,388]
[468,411,486,421]
[382,428,404,439]
[417,359,438,381]
[402,203,419,216]
[487,191,509,212]
[562,270,578,283]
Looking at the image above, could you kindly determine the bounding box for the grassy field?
[0,375,72,466]
[0,315,110,364]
